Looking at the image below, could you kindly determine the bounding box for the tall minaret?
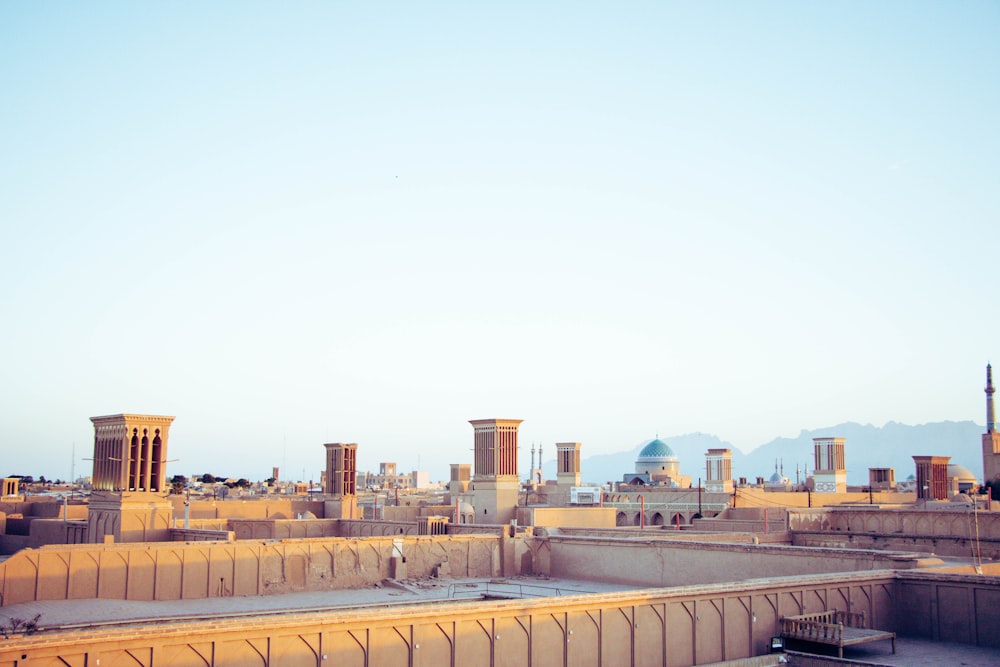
[987,363,995,433]
[982,364,1000,485]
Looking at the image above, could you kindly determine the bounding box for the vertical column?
[140,431,152,491]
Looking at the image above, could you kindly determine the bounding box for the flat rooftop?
[0,576,638,633]
[787,638,1000,665]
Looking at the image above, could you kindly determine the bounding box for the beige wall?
[169,496,328,520]
[536,536,934,589]
[519,507,616,529]
[790,507,1000,559]
[0,535,504,607]
[6,571,997,666]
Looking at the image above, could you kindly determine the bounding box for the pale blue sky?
[1,3,998,483]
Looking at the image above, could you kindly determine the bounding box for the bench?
[780,609,895,659]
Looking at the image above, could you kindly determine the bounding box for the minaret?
[987,363,995,433]
[983,364,1000,484]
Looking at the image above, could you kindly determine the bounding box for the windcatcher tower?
[556,442,582,487]
[983,364,1000,485]
[87,414,175,543]
[470,418,523,524]
[323,443,358,519]
[90,414,175,493]
[705,448,734,493]
[812,437,847,493]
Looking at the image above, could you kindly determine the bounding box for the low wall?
[546,527,758,544]
[0,571,904,667]
[337,519,420,537]
[789,507,1000,559]
[0,534,504,606]
[536,536,937,588]
[895,570,1000,645]
[228,518,340,540]
[0,519,87,554]
[169,528,235,542]
[169,497,327,520]
[520,507,616,529]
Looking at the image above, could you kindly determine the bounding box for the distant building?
[868,467,895,491]
[705,449,733,494]
[913,455,951,501]
[624,438,690,487]
[812,437,847,493]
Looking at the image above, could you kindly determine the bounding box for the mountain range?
[541,421,986,487]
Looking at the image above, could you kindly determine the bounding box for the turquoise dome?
[638,438,676,460]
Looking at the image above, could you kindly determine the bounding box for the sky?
[1,3,998,484]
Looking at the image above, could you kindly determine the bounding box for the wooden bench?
[780,609,895,659]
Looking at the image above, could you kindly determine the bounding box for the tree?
[200,473,216,484]
[170,475,187,495]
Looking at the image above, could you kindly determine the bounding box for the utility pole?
[697,477,702,516]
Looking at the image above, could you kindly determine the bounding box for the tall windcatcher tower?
[556,442,582,487]
[469,418,523,524]
[983,364,1000,484]
[812,437,847,493]
[323,443,359,519]
[88,413,176,543]
[90,414,175,493]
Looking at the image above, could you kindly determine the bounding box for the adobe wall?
[520,507,616,528]
[168,497,327,520]
[0,519,88,554]
[536,536,935,588]
[0,534,504,606]
[0,571,905,667]
[548,527,760,544]
[168,528,235,542]
[337,519,420,537]
[893,571,1000,645]
[789,507,1000,559]
[228,518,341,540]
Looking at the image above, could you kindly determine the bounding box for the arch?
[671,513,683,527]
[616,512,628,526]
[651,512,664,526]
[632,512,642,526]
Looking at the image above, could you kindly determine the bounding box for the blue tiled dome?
[637,438,676,460]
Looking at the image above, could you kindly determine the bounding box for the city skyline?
[2,3,998,482]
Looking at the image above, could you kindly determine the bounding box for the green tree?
[200,473,216,484]
[170,475,187,494]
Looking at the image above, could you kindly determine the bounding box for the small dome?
[948,464,977,482]
[769,471,783,483]
[637,438,676,460]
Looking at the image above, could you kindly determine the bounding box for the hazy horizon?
[2,4,997,483]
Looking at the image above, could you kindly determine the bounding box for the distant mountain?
[543,421,985,486]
